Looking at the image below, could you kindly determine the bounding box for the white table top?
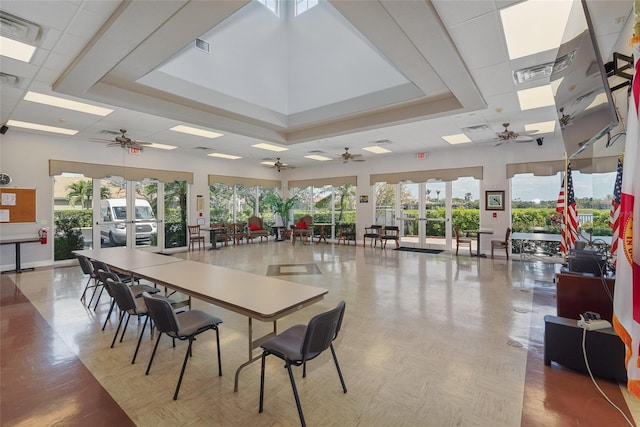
[131,260,328,322]
[74,247,184,271]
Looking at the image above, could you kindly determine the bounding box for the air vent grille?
[0,72,18,86]
[0,11,40,43]
[195,38,210,53]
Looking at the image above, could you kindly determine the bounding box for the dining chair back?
[363,225,382,247]
[491,227,512,259]
[77,254,99,307]
[142,293,223,400]
[187,225,205,250]
[259,301,347,426]
[454,226,473,256]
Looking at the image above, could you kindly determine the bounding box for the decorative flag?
[613,37,640,398]
[556,162,579,255]
[609,158,623,267]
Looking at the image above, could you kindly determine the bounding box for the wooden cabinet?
[555,272,615,321]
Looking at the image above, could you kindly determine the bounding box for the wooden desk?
[556,271,615,321]
[131,260,328,391]
[1,237,41,273]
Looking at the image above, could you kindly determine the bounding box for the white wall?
[0,129,567,270]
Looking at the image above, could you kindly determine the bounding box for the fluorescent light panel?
[0,35,35,62]
[208,152,241,159]
[252,143,288,152]
[24,91,113,116]
[304,154,332,161]
[146,142,177,150]
[442,134,471,145]
[7,119,78,135]
[525,121,555,134]
[170,125,223,139]
[517,85,555,110]
[362,146,391,154]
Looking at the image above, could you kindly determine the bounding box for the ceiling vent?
[373,139,392,145]
[99,129,121,135]
[0,11,40,44]
[193,146,210,150]
[0,72,19,86]
[195,38,210,53]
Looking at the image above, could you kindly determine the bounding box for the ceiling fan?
[339,147,365,163]
[267,158,294,172]
[558,108,574,128]
[492,123,538,146]
[90,129,153,150]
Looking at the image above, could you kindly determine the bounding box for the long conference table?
[74,248,328,391]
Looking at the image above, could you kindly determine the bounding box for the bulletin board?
[0,188,37,223]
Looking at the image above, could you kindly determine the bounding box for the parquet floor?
[2,242,639,426]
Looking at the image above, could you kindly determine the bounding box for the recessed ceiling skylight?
[442,134,472,145]
[517,85,555,110]
[7,119,78,135]
[24,91,113,116]
[170,125,223,138]
[304,154,332,161]
[0,36,36,62]
[208,152,241,159]
[500,0,573,60]
[362,146,391,154]
[252,143,289,152]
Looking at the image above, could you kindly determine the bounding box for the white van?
[100,199,157,246]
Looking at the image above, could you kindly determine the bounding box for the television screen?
[551,0,618,159]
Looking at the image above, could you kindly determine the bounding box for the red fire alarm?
[493,212,497,218]
[416,152,427,160]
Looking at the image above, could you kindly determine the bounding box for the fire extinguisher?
[39,228,47,244]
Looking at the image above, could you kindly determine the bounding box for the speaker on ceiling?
[0,125,8,135]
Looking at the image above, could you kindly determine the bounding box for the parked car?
[100,198,157,246]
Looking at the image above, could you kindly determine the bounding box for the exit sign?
[129,147,142,155]
[416,152,427,159]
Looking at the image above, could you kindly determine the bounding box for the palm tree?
[66,180,109,209]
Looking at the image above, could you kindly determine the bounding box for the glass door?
[423,182,448,250]
[96,177,161,250]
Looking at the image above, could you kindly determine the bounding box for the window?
[257,0,279,15]
[295,0,318,16]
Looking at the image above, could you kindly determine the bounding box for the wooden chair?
[363,225,382,247]
[491,227,511,259]
[379,226,400,249]
[211,223,229,247]
[246,216,269,243]
[337,223,356,245]
[454,226,472,256]
[187,225,205,250]
[291,215,313,245]
[228,222,246,245]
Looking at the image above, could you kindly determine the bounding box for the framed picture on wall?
[485,190,505,211]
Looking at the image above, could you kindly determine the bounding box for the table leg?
[208,229,220,250]
[234,318,278,392]
[2,242,35,274]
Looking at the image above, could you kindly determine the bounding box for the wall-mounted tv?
[551,0,618,159]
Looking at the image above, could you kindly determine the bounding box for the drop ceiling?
[0,0,634,170]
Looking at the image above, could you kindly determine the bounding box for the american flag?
[609,158,623,266]
[556,161,579,255]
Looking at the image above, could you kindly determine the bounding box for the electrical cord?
[581,327,635,426]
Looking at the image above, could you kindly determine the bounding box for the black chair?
[142,293,223,400]
[363,225,382,247]
[379,226,400,249]
[77,254,100,307]
[105,278,152,364]
[97,270,160,331]
[259,301,347,427]
[90,260,143,311]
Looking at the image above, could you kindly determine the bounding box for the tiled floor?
[1,242,638,426]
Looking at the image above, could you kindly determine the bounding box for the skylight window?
[257,0,279,15]
[296,0,318,16]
